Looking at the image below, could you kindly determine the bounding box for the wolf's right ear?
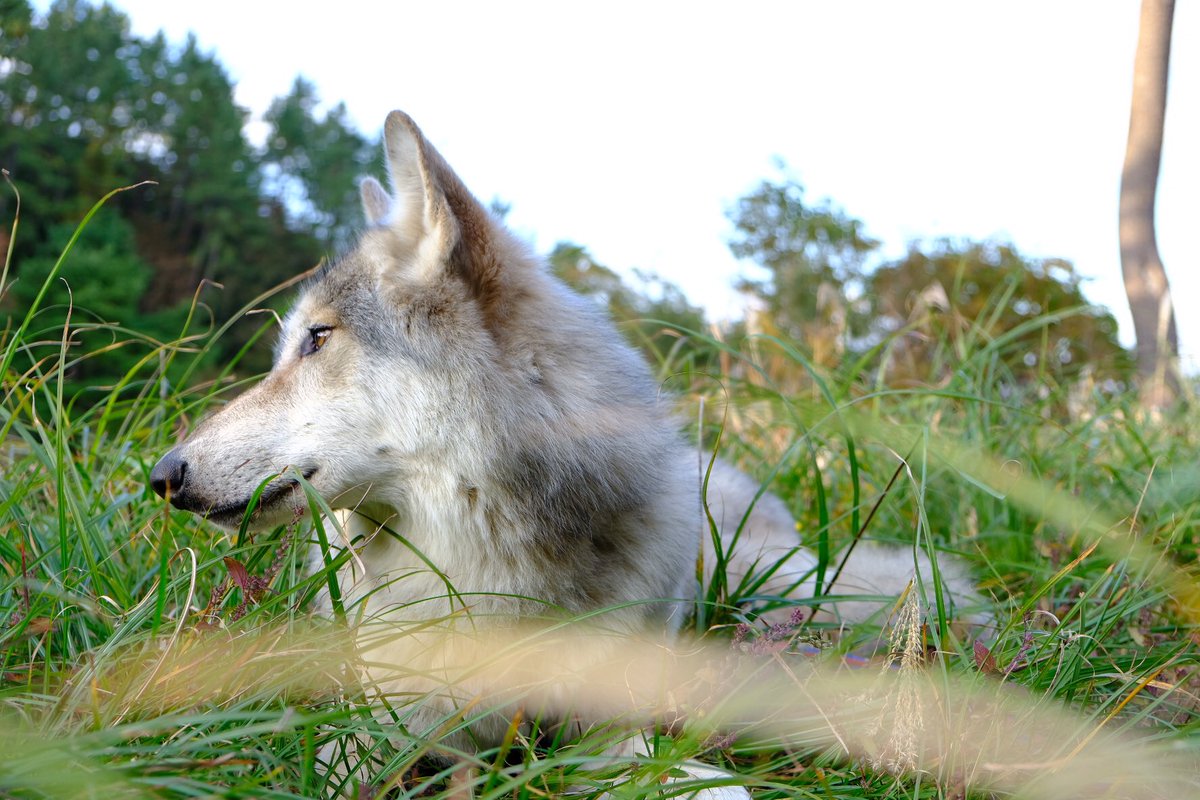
[359,176,392,226]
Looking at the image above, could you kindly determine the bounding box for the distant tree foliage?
[867,240,1132,386]
[729,171,1131,388]
[263,77,378,250]
[730,170,878,344]
[7,210,190,392]
[0,0,371,388]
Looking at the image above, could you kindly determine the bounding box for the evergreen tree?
[8,210,189,392]
[264,77,377,250]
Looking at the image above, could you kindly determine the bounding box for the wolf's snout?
[150,449,188,504]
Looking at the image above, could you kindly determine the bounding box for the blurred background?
[2,0,1195,397]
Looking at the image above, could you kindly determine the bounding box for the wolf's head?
[149,111,664,531]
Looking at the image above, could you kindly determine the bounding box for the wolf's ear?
[359,176,392,226]
[380,110,459,276]
[377,111,503,304]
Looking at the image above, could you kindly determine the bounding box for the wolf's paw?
[602,733,751,799]
[651,761,751,800]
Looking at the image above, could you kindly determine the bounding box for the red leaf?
[973,640,998,674]
[223,557,252,593]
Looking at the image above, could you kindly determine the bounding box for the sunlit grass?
[2,189,1198,798]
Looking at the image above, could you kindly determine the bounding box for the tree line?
[1,0,376,389]
[1,0,1133,405]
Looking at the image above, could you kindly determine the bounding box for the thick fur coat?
[150,111,976,795]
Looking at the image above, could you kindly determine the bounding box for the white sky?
[32,1,1200,362]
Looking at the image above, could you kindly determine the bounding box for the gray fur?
[149,111,979,796]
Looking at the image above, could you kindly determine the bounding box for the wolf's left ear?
[360,176,392,226]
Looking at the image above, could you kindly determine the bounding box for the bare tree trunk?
[1120,0,1180,410]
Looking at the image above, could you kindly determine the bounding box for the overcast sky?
[32,1,1200,363]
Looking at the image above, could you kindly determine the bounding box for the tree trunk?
[1120,0,1180,410]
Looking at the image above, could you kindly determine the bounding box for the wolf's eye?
[301,326,333,357]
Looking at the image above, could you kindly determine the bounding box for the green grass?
[2,191,1199,799]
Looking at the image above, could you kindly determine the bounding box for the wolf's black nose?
[150,449,188,500]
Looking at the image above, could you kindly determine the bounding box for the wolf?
[150,111,976,797]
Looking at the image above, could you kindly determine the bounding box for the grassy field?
[2,194,1199,799]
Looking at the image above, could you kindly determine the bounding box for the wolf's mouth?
[202,467,318,526]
